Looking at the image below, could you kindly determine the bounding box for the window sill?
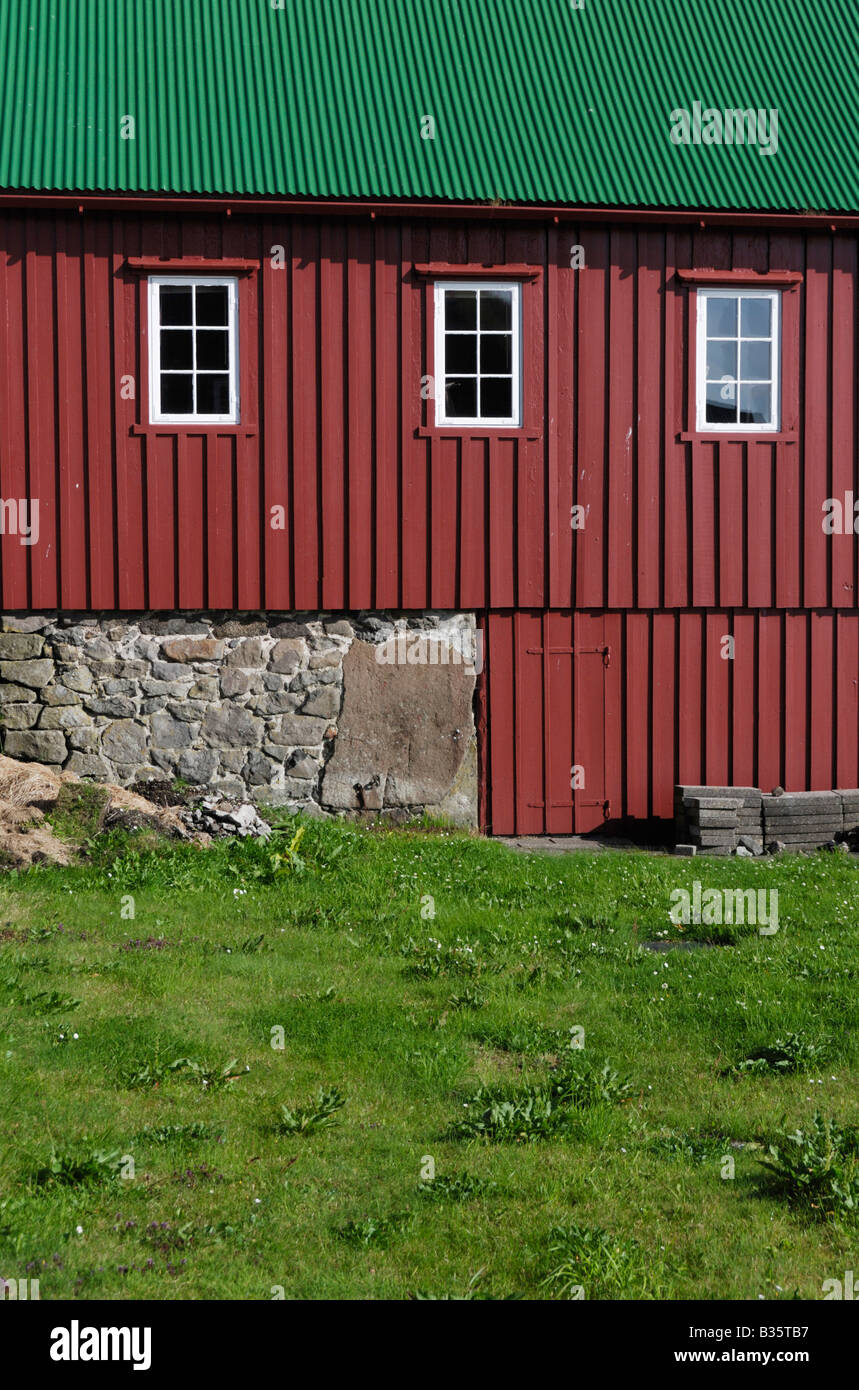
[678,430,797,444]
[415,424,541,441]
[131,422,258,437]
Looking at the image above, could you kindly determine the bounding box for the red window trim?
[132,266,259,435]
[125,256,257,274]
[676,268,803,286]
[681,275,802,442]
[417,272,543,439]
[413,262,542,281]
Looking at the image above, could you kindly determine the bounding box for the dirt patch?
[470,1046,526,1082]
[0,754,198,869]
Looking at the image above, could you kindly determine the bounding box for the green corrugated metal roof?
[0,0,857,211]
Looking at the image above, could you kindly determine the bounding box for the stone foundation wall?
[0,611,479,825]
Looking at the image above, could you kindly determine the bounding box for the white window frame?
[148,275,239,425]
[434,280,522,428]
[696,287,780,433]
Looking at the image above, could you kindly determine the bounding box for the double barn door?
[482,611,616,835]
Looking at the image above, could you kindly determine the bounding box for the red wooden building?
[0,0,857,834]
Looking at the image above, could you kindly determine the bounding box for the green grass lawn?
[1,816,858,1301]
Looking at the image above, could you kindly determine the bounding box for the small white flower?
[75,1225,84,1235]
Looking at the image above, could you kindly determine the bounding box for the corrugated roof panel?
[0,0,857,210]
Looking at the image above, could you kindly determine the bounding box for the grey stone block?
[0,658,54,688]
[151,661,194,682]
[0,614,52,633]
[0,632,44,659]
[177,748,220,783]
[68,729,101,753]
[301,686,341,719]
[274,713,329,745]
[249,692,295,715]
[65,753,111,778]
[101,719,148,762]
[39,705,92,729]
[0,704,40,729]
[150,711,193,749]
[286,754,319,780]
[4,729,67,763]
[225,637,266,668]
[308,648,341,670]
[220,669,252,697]
[84,696,137,718]
[269,638,304,674]
[0,684,36,704]
[189,675,219,700]
[201,705,263,749]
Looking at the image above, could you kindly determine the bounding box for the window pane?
[196,374,230,415]
[161,374,194,414]
[480,377,513,419]
[740,383,771,423]
[740,340,771,380]
[480,333,512,373]
[195,286,229,326]
[445,334,477,373]
[445,377,477,418]
[705,382,737,423]
[705,340,737,380]
[480,290,512,331]
[197,329,229,371]
[160,329,193,370]
[741,297,771,338]
[707,295,737,337]
[160,286,193,325]
[444,291,477,331]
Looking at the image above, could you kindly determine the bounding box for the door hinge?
[577,645,611,666]
[525,645,611,666]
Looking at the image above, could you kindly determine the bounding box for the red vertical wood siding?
[0,211,856,613]
[483,609,859,834]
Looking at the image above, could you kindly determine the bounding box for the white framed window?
[148,276,239,424]
[696,288,780,432]
[434,281,521,427]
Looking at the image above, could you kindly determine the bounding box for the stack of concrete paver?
[760,791,842,851]
[842,791,859,839]
[675,784,859,854]
[674,786,762,856]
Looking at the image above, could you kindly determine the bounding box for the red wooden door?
[483,611,611,835]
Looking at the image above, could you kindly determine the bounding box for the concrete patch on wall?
[0,610,478,825]
[321,625,478,824]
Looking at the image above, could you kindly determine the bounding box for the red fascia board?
[0,190,858,230]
